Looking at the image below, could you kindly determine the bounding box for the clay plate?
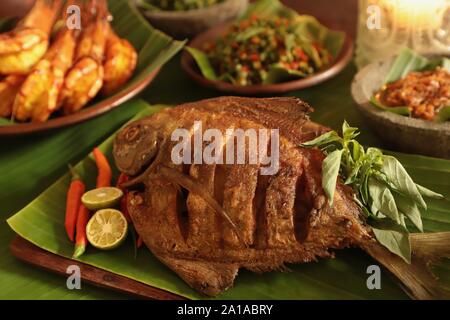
[180,22,354,95]
[351,58,450,159]
[0,68,160,136]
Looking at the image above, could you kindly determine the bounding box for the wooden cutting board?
[10,236,185,300]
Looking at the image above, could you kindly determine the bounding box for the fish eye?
[123,124,141,143]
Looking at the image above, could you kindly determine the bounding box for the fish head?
[113,119,160,176]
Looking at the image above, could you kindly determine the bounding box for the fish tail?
[363,232,450,300]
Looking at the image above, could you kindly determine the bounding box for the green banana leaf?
[0,0,185,126]
[384,48,429,84]
[7,102,450,300]
[437,106,450,122]
[188,0,345,84]
[136,0,163,12]
[370,96,411,116]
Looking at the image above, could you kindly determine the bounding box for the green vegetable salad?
[203,15,333,85]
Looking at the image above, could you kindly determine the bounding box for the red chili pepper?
[120,192,132,223]
[116,172,129,189]
[250,53,260,62]
[115,173,131,223]
[251,37,261,45]
[93,148,112,188]
[290,62,299,70]
[65,165,85,242]
[73,204,90,258]
[294,47,309,62]
[137,235,143,249]
[312,42,321,51]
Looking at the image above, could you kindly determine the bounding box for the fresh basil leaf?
[381,155,427,209]
[361,204,372,218]
[370,218,411,263]
[366,147,383,169]
[342,120,359,141]
[345,160,361,185]
[353,194,364,208]
[372,170,396,190]
[185,47,217,81]
[360,168,370,205]
[394,193,423,232]
[368,178,399,222]
[349,140,364,162]
[416,183,445,200]
[398,213,406,228]
[322,149,343,206]
[301,130,341,148]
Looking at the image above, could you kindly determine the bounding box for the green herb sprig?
[302,121,444,263]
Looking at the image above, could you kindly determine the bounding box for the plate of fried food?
[180,0,353,95]
[8,97,450,300]
[352,48,450,158]
[0,0,185,136]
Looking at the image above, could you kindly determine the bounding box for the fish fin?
[363,232,450,300]
[157,255,238,297]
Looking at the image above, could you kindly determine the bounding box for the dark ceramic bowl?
[181,22,354,95]
[136,0,248,39]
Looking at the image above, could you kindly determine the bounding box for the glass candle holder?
[356,0,450,68]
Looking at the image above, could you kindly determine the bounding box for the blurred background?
[0,0,358,38]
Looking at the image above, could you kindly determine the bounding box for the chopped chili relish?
[375,68,450,120]
[204,15,333,86]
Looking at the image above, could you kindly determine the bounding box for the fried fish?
[113,97,450,299]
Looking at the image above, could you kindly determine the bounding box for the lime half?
[81,187,123,210]
[86,209,128,250]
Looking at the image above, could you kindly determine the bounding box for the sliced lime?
[86,209,128,250]
[81,187,123,210]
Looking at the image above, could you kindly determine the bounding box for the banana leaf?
[437,106,450,122]
[136,0,163,12]
[185,47,217,80]
[370,96,410,116]
[0,0,185,126]
[384,48,429,84]
[263,64,307,84]
[188,0,345,84]
[7,103,450,300]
